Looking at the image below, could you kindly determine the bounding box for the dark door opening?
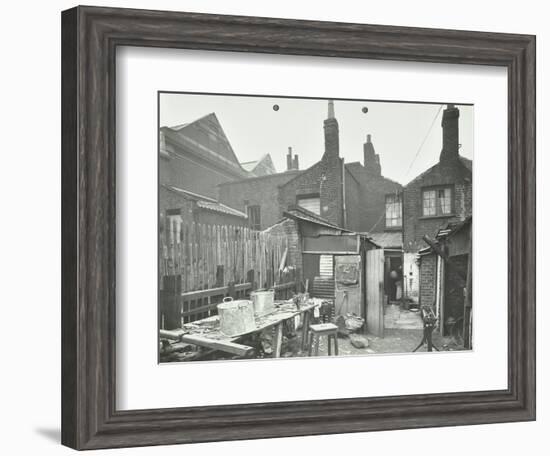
[443,254,468,336]
[384,254,403,304]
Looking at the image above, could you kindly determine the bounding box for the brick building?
[345,135,403,234]
[159,112,277,236]
[418,217,472,343]
[217,148,302,231]
[160,113,252,199]
[402,104,472,304]
[240,153,277,177]
[218,100,402,236]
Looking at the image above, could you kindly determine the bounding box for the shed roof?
[366,231,403,249]
[435,216,472,240]
[282,207,380,248]
[164,185,248,219]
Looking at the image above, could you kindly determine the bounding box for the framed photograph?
[61,5,536,450]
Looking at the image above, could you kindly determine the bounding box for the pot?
[250,289,275,316]
[217,297,256,336]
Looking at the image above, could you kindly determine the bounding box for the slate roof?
[164,185,248,219]
[169,113,241,165]
[240,153,277,177]
[405,154,472,186]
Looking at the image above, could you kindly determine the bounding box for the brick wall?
[278,154,344,227]
[159,186,247,235]
[159,186,195,219]
[217,171,301,230]
[419,253,437,307]
[160,153,239,200]
[344,167,362,231]
[403,159,472,252]
[346,162,403,233]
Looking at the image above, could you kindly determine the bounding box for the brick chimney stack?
[324,100,339,159]
[286,147,293,171]
[440,104,460,164]
[363,134,381,175]
[293,154,299,170]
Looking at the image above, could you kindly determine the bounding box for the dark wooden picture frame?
[61,6,536,450]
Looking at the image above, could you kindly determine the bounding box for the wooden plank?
[366,249,385,337]
[180,334,254,357]
[272,322,283,358]
[279,247,288,272]
[159,328,186,340]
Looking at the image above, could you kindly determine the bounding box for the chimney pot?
[286,147,293,171]
[440,104,460,164]
[327,100,335,119]
[324,100,339,158]
[363,134,381,175]
[293,154,299,170]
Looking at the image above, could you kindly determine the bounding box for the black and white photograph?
[158,93,473,363]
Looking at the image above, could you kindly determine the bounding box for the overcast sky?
[159,93,473,185]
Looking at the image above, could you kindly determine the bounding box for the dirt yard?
[288,328,465,358]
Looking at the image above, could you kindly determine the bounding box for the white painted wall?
[403,252,420,303]
[0,1,546,455]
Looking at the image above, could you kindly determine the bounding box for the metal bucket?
[217,297,256,336]
[250,289,275,317]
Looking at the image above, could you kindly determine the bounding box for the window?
[247,205,261,230]
[297,195,321,215]
[385,193,402,228]
[422,186,453,216]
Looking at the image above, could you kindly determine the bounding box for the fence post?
[161,275,182,330]
[227,281,236,300]
[246,269,255,294]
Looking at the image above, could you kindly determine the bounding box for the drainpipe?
[342,158,347,228]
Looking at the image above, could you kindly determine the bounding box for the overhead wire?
[366,104,443,233]
[402,104,444,182]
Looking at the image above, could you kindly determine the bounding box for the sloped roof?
[420,216,472,256]
[405,154,472,187]
[195,200,248,218]
[345,161,403,188]
[218,169,302,186]
[169,113,241,164]
[366,231,403,249]
[282,207,380,248]
[435,216,472,240]
[283,206,346,231]
[240,153,277,177]
[163,185,248,219]
[459,156,472,172]
[240,161,258,172]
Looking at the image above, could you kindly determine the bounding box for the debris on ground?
[335,313,364,336]
[349,334,369,349]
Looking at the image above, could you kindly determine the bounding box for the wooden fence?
[161,279,296,329]
[160,223,291,292]
[160,222,298,328]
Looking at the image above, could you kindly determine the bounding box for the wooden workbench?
[160,300,318,359]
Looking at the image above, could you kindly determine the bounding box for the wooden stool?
[308,323,339,356]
